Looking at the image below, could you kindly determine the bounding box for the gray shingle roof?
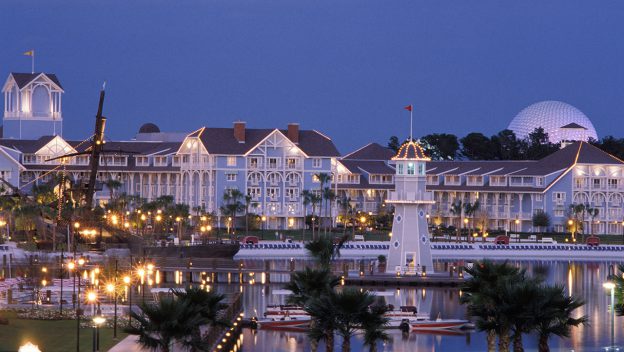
[10,73,63,90]
[197,127,340,157]
[343,143,394,160]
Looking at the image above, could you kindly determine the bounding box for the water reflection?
[215,260,623,351]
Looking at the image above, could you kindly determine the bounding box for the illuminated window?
[227,156,237,166]
[407,163,415,175]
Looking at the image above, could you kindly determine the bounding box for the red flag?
[404,105,413,112]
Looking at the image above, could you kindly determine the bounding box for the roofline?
[542,142,583,193]
[243,129,310,158]
[0,146,25,171]
[342,143,375,159]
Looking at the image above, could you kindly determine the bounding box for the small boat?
[410,313,472,331]
[411,319,472,331]
[256,316,311,331]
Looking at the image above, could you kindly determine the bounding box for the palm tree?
[172,287,228,327]
[333,289,377,352]
[221,189,244,236]
[105,179,122,201]
[285,267,340,306]
[338,196,353,238]
[127,298,207,352]
[461,260,525,352]
[243,194,252,236]
[305,235,346,270]
[586,206,599,241]
[464,200,480,242]
[361,301,390,352]
[532,285,587,352]
[449,198,463,242]
[301,190,313,240]
[611,264,624,316]
[500,279,542,352]
[307,292,339,352]
[323,187,336,234]
[316,173,331,231]
[310,193,321,240]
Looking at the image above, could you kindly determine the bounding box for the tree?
[532,211,551,234]
[590,135,624,160]
[323,187,336,234]
[285,267,340,307]
[338,196,353,238]
[305,235,346,270]
[449,199,463,242]
[361,302,390,352]
[461,260,525,352]
[243,195,253,236]
[387,136,400,152]
[420,133,459,160]
[490,129,526,160]
[172,287,228,327]
[524,127,560,160]
[531,285,587,352]
[221,189,244,235]
[316,173,331,233]
[463,201,480,242]
[586,207,599,239]
[302,190,312,240]
[460,133,496,160]
[127,298,207,352]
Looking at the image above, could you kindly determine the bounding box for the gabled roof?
[197,127,340,157]
[9,73,63,90]
[0,136,57,153]
[343,143,394,161]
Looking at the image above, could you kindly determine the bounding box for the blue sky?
[1,1,623,153]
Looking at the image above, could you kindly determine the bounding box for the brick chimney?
[287,123,299,144]
[233,121,246,143]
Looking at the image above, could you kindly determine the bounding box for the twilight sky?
[1,1,624,153]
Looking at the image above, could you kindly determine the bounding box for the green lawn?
[0,311,127,352]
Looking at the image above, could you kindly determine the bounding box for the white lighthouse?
[386,140,434,275]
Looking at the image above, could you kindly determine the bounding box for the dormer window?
[135,156,149,167]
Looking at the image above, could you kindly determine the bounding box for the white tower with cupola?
[386,140,434,275]
[2,72,64,139]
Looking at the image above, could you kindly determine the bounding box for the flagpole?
[410,105,413,141]
[31,50,35,74]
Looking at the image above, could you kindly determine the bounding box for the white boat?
[256,316,311,331]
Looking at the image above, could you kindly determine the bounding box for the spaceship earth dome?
[507,101,598,143]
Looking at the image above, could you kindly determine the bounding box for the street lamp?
[604,281,616,349]
[261,215,267,240]
[123,275,132,325]
[92,315,106,352]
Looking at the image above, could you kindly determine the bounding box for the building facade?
[338,142,624,236]
[0,72,340,230]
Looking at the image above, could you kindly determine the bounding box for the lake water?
[214,260,623,352]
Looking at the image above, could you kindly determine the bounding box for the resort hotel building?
[2,70,623,234]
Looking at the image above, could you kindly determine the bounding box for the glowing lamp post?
[604,281,616,349]
[92,315,106,352]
